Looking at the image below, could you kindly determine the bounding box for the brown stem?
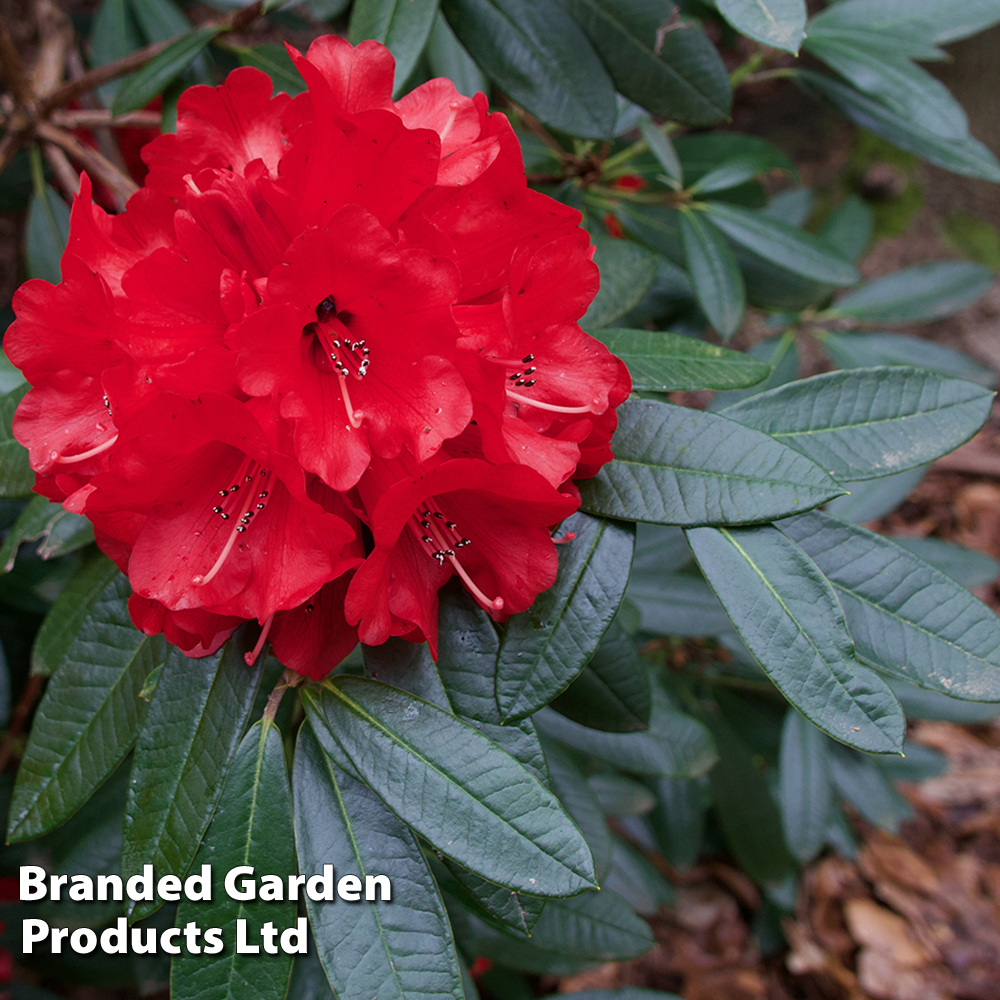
[36,119,138,199]
[30,0,73,100]
[42,140,79,195]
[264,668,304,723]
[0,675,46,773]
[38,0,264,117]
[0,12,33,106]
[52,108,162,129]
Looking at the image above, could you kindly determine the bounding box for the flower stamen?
[505,389,595,414]
[55,432,120,465]
[245,613,275,666]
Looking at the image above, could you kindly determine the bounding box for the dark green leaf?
[649,777,706,871]
[808,0,1000,46]
[686,524,906,753]
[497,512,635,721]
[781,511,1000,703]
[763,187,815,227]
[363,637,451,709]
[440,856,546,936]
[31,555,120,678]
[559,0,732,124]
[639,119,682,185]
[440,0,617,137]
[536,685,717,778]
[426,13,487,97]
[604,838,675,916]
[702,200,859,285]
[717,0,806,53]
[578,398,844,526]
[833,262,994,322]
[825,465,927,523]
[588,328,769,392]
[778,710,832,864]
[8,573,165,841]
[237,43,306,95]
[26,184,70,283]
[172,720,296,1000]
[349,0,440,92]
[550,623,651,733]
[679,209,746,338]
[676,132,795,183]
[888,536,1000,588]
[829,746,911,833]
[626,570,731,637]
[112,26,223,117]
[302,678,597,896]
[820,331,995,387]
[581,235,658,329]
[798,70,1000,182]
[688,154,777,194]
[1,385,39,497]
[889,678,1000,723]
[819,196,873,262]
[587,774,655,815]
[294,726,463,1000]
[436,588,548,779]
[0,496,92,571]
[721,367,994,482]
[122,631,264,918]
[703,706,796,886]
[542,736,612,881]
[709,331,799,410]
[805,38,969,139]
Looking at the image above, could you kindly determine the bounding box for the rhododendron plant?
[6,36,628,677]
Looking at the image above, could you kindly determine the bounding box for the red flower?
[5,36,629,678]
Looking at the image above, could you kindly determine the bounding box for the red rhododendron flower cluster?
[6,37,629,678]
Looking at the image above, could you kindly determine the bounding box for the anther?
[509,372,522,381]
[522,354,534,363]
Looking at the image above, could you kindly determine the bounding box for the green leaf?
[676,132,795,184]
[588,774,655,816]
[8,572,165,841]
[496,512,635,721]
[588,328,770,392]
[709,331,799,410]
[578,398,844,526]
[0,384,32,498]
[294,725,463,1000]
[436,588,548,779]
[30,555,120,678]
[820,331,996,387]
[829,746,911,833]
[819,196,873,262]
[237,43,306,95]
[778,710,832,864]
[604,838,675,916]
[349,0,441,92]
[112,26,223,117]
[807,0,1000,46]
[720,367,994,482]
[581,235,658,329]
[702,200,860,285]
[559,0,732,125]
[302,677,597,896]
[364,637,451,710]
[703,706,796,886]
[0,496,92,572]
[649,777,706,871]
[26,185,70,283]
[688,154,777,195]
[172,720,296,1000]
[832,261,994,322]
[550,623,651,733]
[717,0,806,54]
[426,13,487,97]
[439,856,546,936]
[626,571,731,637]
[798,70,1000,182]
[440,0,617,138]
[686,524,906,753]
[639,119,682,186]
[825,465,927,524]
[888,536,1000,589]
[679,209,746,338]
[122,632,265,918]
[536,685,717,778]
[804,38,969,140]
[542,736,612,881]
[780,511,1000,703]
